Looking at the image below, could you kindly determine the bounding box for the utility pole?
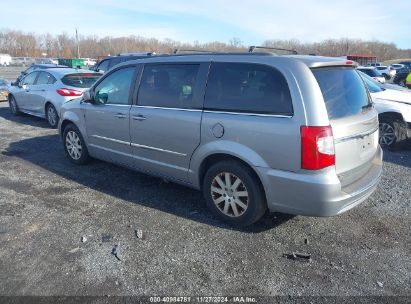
[76,28,80,58]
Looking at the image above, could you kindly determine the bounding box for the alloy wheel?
[65,131,82,160]
[210,172,249,217]
[47,106,57,126]
[379,122,395,147]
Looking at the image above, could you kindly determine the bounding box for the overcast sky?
[2,0,410,48]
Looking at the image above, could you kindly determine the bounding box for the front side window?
[204,62,293,115]
[138,64,200,109]
[22,72,39,85]
[93,67,135,105]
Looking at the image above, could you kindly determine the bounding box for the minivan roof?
[114,53,357,69]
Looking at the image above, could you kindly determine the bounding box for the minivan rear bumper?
[257,146,383,216]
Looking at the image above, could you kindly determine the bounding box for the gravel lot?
[0,66,25,82]
[0,101,410,300]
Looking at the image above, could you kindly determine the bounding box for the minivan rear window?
[61,73,101,88]
[313,68,371,120]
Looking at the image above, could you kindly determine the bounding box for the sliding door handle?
[132,114,146,121]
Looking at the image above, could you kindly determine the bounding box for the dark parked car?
[398,61,411,70]
[93,53,154,73]
[12,64,67,86]
[393,68,410,87]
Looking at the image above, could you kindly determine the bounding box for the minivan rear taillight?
[56,88,83,97]
[301,126,335,170]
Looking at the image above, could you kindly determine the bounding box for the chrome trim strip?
[203,110,292,118]
[334,126,379,144]
[130,142,187,156]
[132,105,292,117]
[133,105,202,112]
[91,135,130,146]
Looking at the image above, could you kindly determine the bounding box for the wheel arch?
[195,153,267,204]
[378,111,405,122]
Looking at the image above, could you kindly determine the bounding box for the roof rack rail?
[248,46,298,55]
[173,49,218,54]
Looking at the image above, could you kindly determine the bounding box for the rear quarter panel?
[188,58,322,188]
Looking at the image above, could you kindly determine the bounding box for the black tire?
[8,95,20,115]
[379,117,408,150]
[202,160,267,227]
[62,123,90,165]
[46,103,59,128]
[399,79,406,87]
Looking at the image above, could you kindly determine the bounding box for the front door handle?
[115,113,127,119]
[132,114,146,121]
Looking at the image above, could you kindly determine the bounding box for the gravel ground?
[0,102,410,300]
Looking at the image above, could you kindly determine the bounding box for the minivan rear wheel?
[203,160,267,227]
[379,118,407,150]
[63,124,90,165]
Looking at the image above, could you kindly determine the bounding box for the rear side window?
[204,62,293,115]
[313,68,371,120]
[138,64,200,109]
[61,73,101,88]
[36,72,56,85]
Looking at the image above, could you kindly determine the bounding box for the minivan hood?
[371,88,411,105]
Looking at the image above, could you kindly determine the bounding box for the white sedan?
[359,71,411,149]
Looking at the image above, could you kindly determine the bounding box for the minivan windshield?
[313,67,371,120]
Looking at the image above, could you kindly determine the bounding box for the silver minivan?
[58,53,383,226]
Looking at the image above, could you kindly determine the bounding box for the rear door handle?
[132,114,146,121]
[115,113,127,119]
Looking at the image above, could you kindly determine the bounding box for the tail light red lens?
[301,126,335,170]
[56,88,83,97]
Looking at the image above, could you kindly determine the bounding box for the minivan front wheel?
[63,124,90,165]
[203,160,267,227]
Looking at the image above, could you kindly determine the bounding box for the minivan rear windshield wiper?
[362,103,373,110]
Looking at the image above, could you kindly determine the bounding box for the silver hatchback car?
[59,53,383,226]
[8,68,101,127]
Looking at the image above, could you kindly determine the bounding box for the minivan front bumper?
[257,146,383,217]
